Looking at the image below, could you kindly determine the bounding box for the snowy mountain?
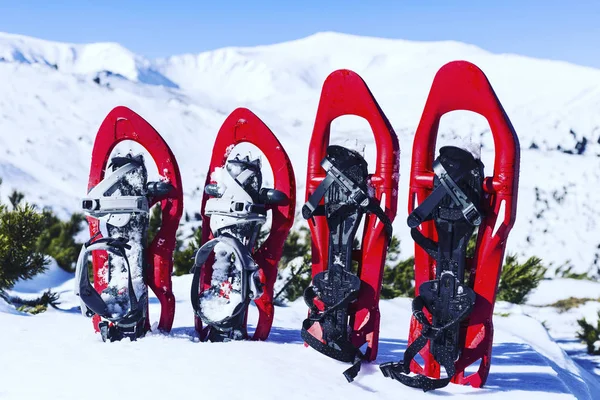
[1,31,600,275]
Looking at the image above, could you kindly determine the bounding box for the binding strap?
[190,233,263,331]
[302,153,393,241]
[407,155,482,230]
[301,269,363,382]
[75,234,145,328]
[82,162,149,228]
[379,282,475,391]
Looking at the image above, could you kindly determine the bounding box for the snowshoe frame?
[406,61,520,387]
[304,69,399,368]
[86,106,183,335]
[195,108,296,341]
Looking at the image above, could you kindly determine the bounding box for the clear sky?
[1,1,598,67]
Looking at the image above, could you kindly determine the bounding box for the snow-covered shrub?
[8,190,25,209]
[0,201,48,291]
[36,210,85,272]
[148,204,203,276]
[555,264,593,280]
[381,236,415,299]
[274,227,312,303]
[4,290,60,314]
[577,312,600,355]
[550,297,597,313]
[147,204,162,246]
[173,227,202,276]
[497,254,547,304]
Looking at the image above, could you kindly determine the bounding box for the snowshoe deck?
[77,107,183,340]
[387,61,520,389]
[303,69,399,382]
[193,108,295,341]
[380,146,483,390]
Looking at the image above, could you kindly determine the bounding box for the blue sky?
[1,1,598,67]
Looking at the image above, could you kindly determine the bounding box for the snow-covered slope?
[0,32,177,87]
[1,267,599,399]
[1,31,600,275]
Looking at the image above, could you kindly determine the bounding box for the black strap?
[79,235,143,326]
[380,288,474,391]
[303,168,392,242]
[190,234,258,333]
[407,158,481,229]
[301,278,363,382]
[380,334,455,392]
[301,323,363,382]
[302,174,336,219]
[362,196,393,243]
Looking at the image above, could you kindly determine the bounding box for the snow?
[0,297,24,316]
[527,279,600,306]
[494,277,600,380]
[1,273,599,399]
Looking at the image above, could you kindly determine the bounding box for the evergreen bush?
[577,312,600,355]
[497,254,547,304]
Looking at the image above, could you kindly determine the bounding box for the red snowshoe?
[380,61,520,390]
[191,108,296,341]
[75,106,183,341]
[301,69,399,382]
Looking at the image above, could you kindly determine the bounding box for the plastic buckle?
[462,203,481,226]
[421,324,441,340]
[82,199,99,211]
[302,203,316,219]
[232,201,245,212]
[434,160,482,226]
[350,189,369,207]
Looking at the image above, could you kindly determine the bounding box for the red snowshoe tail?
[306,69,399,361]
[87,106,183,333]
[196,108,296,340]
[408,61,520,387]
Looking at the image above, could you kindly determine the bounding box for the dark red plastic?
[87,106,183,334]
[196,108,296,340]
[305,69,399,361]
[407,61,520,387]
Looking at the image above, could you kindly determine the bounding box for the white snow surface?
[0,297,23,315]
[1,31,600,275]
[1,272,600,399]
[527,279,600,306]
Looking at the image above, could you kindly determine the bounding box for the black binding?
[380,146,484,391]
[302,145,392,383]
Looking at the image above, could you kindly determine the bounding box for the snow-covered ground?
[1,264,600,399]
[2,31,600,276]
